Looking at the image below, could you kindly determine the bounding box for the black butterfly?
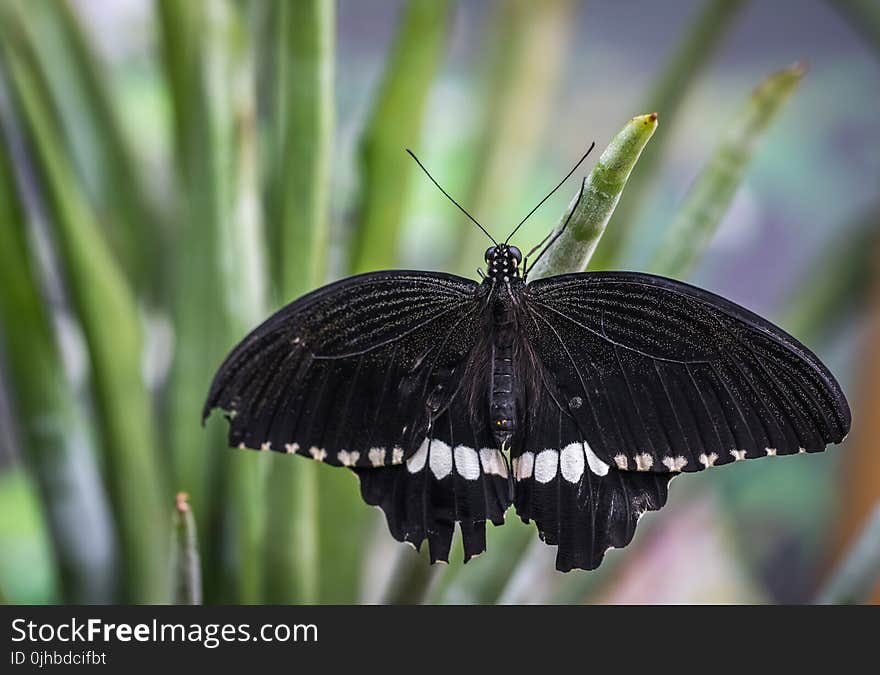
[203,148,851,572]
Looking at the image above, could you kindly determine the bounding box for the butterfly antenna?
[504,141,595,245]
[406,149,497,245]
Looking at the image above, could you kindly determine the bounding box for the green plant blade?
[650,65,805,278]
[0,32,168,603]
[171,492,202,605]
[0,112,116,603]
[590,0,747,270]
[348,0,454,274]
[262,0,335,604]
[157,2,242,600]
[217,3,271,606]
[529,113,659,280]
[15,0,163,296]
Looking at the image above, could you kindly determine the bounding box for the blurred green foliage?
[0,0,876,605]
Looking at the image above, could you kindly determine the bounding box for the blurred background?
[0,0,878,605]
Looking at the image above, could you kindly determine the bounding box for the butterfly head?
[484,244,522,281]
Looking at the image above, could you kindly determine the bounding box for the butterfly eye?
[484,246,496,262]
[509,246,522,264]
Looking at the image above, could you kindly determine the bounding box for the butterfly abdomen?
[490,292,519,447]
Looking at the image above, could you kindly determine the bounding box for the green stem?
[263,0,334,604]
[171,493,202,605]
[0,30,168,603]
[157,2,240,602]
[0,105,116,602]
[220,3,270,605]
[26,0,163,296]
[650,65,805,278]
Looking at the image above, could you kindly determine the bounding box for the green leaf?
[529,113,659,280]
[171,492,202,605]
[348,0,454,274]
[591,0,747,270]
[17,0,164,295]
[157,1,244,601]
[0,26,168,603]
[650,64,805,278]
[0,127,115,602]
[262,0,335,604]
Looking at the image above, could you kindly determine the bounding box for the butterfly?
[203,146,851,572]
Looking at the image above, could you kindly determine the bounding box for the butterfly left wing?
[203,270,511,562]
[355,390,512,563]
[204,270,484,466]
[522,271,851,475]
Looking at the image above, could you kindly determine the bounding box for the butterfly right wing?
[512,370,672,571]
[522,271,850,474]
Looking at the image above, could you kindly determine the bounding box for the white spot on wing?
[480,448,508,478]
[454,445,480,480]
[798,447,807,454]
[368,447,386,467]
[534,450,559,483]
[584,441,609,476]
[516,451,534,480]
[260,441,271,451]
[338,450,359,466]
[699,452,718,467]
[391,446,404,464]
[407,438,429,473]
[634,453,654,471]
[560,444,585,483]
[614,454,628,470]
[309,446,326,462]
[237,442,246,450]
[284,443,299,454]
[661,455,688,472]
[429,440,453,479]
[730,449,747,461]
[765,447,777,456]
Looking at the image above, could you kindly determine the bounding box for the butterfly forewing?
[204,271,484,467]
[522,271,850,475]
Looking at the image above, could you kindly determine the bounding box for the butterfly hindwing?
[513,382,672,571]
[522,271,851,475]
[204,271,484,467]
[355,390,512,563]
